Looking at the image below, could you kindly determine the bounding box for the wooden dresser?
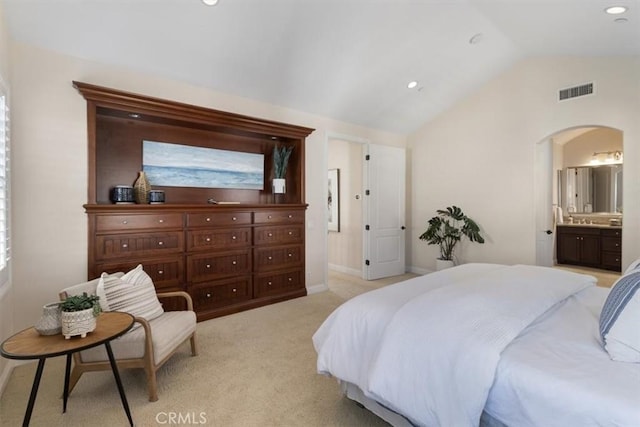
[75,82,314,321]
[86,204,306,321]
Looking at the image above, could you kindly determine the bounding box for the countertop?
[557,223,622,229]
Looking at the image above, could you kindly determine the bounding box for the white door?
[535,139,554,267]
[363,144,406,280]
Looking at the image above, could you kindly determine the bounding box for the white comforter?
[313,264,633,427]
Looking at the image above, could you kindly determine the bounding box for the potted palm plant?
[419,206,484,270]
[60,292,101,339]
[273,144,293,194]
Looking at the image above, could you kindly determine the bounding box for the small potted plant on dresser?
[60,293,101,339]
[273,144,293,196]
[419,206,485,271]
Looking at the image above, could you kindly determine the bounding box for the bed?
[313,263,640,427]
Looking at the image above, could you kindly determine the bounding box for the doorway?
[535,126,624,272]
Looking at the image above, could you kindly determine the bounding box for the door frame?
[325,132,370,283]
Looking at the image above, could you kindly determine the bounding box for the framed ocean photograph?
[142,140,265,190]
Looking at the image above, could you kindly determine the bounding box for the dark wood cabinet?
[75,82,314,321]
[556,225,622,272]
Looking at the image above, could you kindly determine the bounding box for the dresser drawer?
[601,228,622,238]
[254,210,304,224]
[94,257,183,290]
[186,212,251,227]
[254,269,303,298]
[187,250,251,283]
[96,213,183,232]
[601,236,622,253]
[254,225,304,246]
[601,252,622,271]
[254,245,303,271]
[189,277,251,311]
[187,228,251,251]
[95,232,184,261]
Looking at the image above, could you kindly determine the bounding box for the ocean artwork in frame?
[142,140,265,190]
[328,168,340,232]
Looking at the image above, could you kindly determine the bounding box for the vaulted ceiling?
[3,0,639,134]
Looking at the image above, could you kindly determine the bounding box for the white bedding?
[313,264,640,427]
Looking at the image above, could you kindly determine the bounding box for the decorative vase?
[435,259,455,271]
[61,308,97,339]
[273,178,286,194]
[133,171,151,204]
[34,303,62,336]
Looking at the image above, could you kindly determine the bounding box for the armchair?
[59,272,197,401]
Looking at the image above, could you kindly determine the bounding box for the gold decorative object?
[133,171,151,204]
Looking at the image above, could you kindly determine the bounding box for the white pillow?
[599,270,640,362]
[623,258,640,275]
[96,264,164,328]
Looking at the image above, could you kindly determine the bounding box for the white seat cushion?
[79,311,196,363]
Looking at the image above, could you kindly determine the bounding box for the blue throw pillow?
[599,270,640,362]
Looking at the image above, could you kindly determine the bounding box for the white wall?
[8,41,406,331]
[408,56,640,272]
[0,0,14,392]
[562,128,622,167]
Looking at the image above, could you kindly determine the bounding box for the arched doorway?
[535,126,623,269]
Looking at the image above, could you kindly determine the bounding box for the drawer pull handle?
[158,219,164,223]
[268,281,272,286]
[206,293,211,298]
[206,217,211,222]
[206,237,211,242]
[232,288,237,293]
[616,258,620,262]
[206,264,211,269]
[288,253,292,257]
[268,256,273,260]
[268,215,272,219]
[122,220,128,225]
[288,277,293,282]
[158,270,164,275]
[288,231,293,235]
[158,241,164,246]
[288,214,292,219]
[615,243,619,247]
[268,233,273,237]
[122,243,128,248]
[232,261,237,265]
[232,235,237,240]
[232,217,237,221]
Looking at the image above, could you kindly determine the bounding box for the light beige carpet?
[1,272,414,427]
[0,266,614,426]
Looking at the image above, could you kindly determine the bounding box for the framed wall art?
[328,168,340,232]
[142,140,264,190]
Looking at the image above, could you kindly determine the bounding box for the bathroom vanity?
[556,224,622,271]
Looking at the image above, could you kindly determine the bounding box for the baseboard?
[306,283,329,294]
[328,264,362,277]
[0,360,19,397]
[408,266,431,275]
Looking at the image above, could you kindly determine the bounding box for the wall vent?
[558,82,594,101]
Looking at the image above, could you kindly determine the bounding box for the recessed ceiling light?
[605,6,627,14]
[202,0,219,5]
[469,33,484,44]
[407,81,418,89]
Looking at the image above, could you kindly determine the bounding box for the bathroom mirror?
[560,164,623,214]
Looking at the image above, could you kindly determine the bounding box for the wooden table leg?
[63,353,72,413]
[104,341,133,427]
[23,358,46,427]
